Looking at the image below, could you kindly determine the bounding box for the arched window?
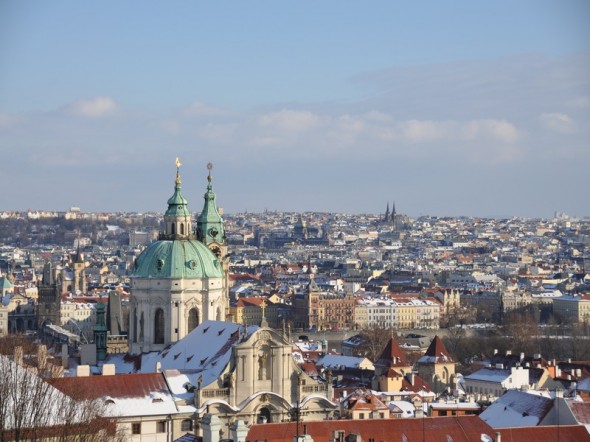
[216,307,222,321]
[188,308,199,333]
[171,223,176,235]
[154,308,165,344]
[258,407,272,424]
[180,223,185,235]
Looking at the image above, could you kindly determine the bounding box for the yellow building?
[553,295,590,323]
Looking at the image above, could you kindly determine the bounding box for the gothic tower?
[37,262,61,329]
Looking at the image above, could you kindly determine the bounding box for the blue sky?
[0,1,588,217]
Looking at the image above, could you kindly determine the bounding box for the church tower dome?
[129,159,227,355]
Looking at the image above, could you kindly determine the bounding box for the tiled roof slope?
[247,415,496,442]
[418,335,453,364]
[376,337,410,367]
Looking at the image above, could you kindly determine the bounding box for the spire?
[384,202,390,221]
[376,337,410,368]
[196,162,226,247]
[423,335,453,362]
[162,157,192,240]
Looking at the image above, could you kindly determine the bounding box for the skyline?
[0,1,589,218]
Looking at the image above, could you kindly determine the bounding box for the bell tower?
[196,163,227,268]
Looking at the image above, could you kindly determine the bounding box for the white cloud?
[257,110,320,132]
[566,96,590,109]
[540,112,576,133]
[183,101,234,117]
[463,119,520,143]
[65,97,119,118]
[398,120,450,143]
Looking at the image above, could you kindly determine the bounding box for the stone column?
[201,413,221,442]
[230,420,248,442]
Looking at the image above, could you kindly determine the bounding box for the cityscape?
[0,161,589,441]
[1,1,589,442]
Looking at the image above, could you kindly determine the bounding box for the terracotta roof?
[236,296,269,307]
[570,401,590,425]
[376,337,410,367]
[247,416,497,442]
[422,335,453,361]
[344,391,388,412]
[497,425,590,442]
[401,374,432,393]
[49,372,168,400]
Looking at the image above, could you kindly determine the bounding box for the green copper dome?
[132,239,224,279]
[165,179,191,218]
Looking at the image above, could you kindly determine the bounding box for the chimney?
[102,363,115,376]
[493,349,498,355]
[495,432,502,442]
[506,350,512,356]
[520,352,525,361]
[155,361,162,373]
[76,365,90,377]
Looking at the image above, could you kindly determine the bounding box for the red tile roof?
[376,338,410,367]
[497,425,590,442]
[49,372,168,400]
[247,416,497,442]
[423,335,453,362]
[236,297,268,307]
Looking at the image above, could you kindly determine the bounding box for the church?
[128,162,229,355]
[122,161,337,435]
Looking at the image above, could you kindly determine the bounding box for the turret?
[196,163,226,259]
[161,158,193,240]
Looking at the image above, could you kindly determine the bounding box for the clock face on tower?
[208,227,219,238]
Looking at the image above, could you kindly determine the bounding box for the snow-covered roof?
[316,354,374,371]
[50,372,178,417]
[140,320,258,389]
[479,390,553,428]
[388,400,415,417]
[465,368,511,383]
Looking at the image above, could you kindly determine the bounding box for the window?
[181,419,193,431]
[154,308,165,344]
[132,423,141,435]
[157,420,166,433]
[188,308,199,333]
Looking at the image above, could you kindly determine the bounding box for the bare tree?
[357,324,396,362]
[0,337,121,442]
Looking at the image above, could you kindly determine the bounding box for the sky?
[0,1,588,218]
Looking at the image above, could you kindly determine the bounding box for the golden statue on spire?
[175,157,182,184]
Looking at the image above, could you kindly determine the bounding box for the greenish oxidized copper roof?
[196,164,225,245]
[132,239,223,279]
[165,174,191,218]
[0,276,13,290]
